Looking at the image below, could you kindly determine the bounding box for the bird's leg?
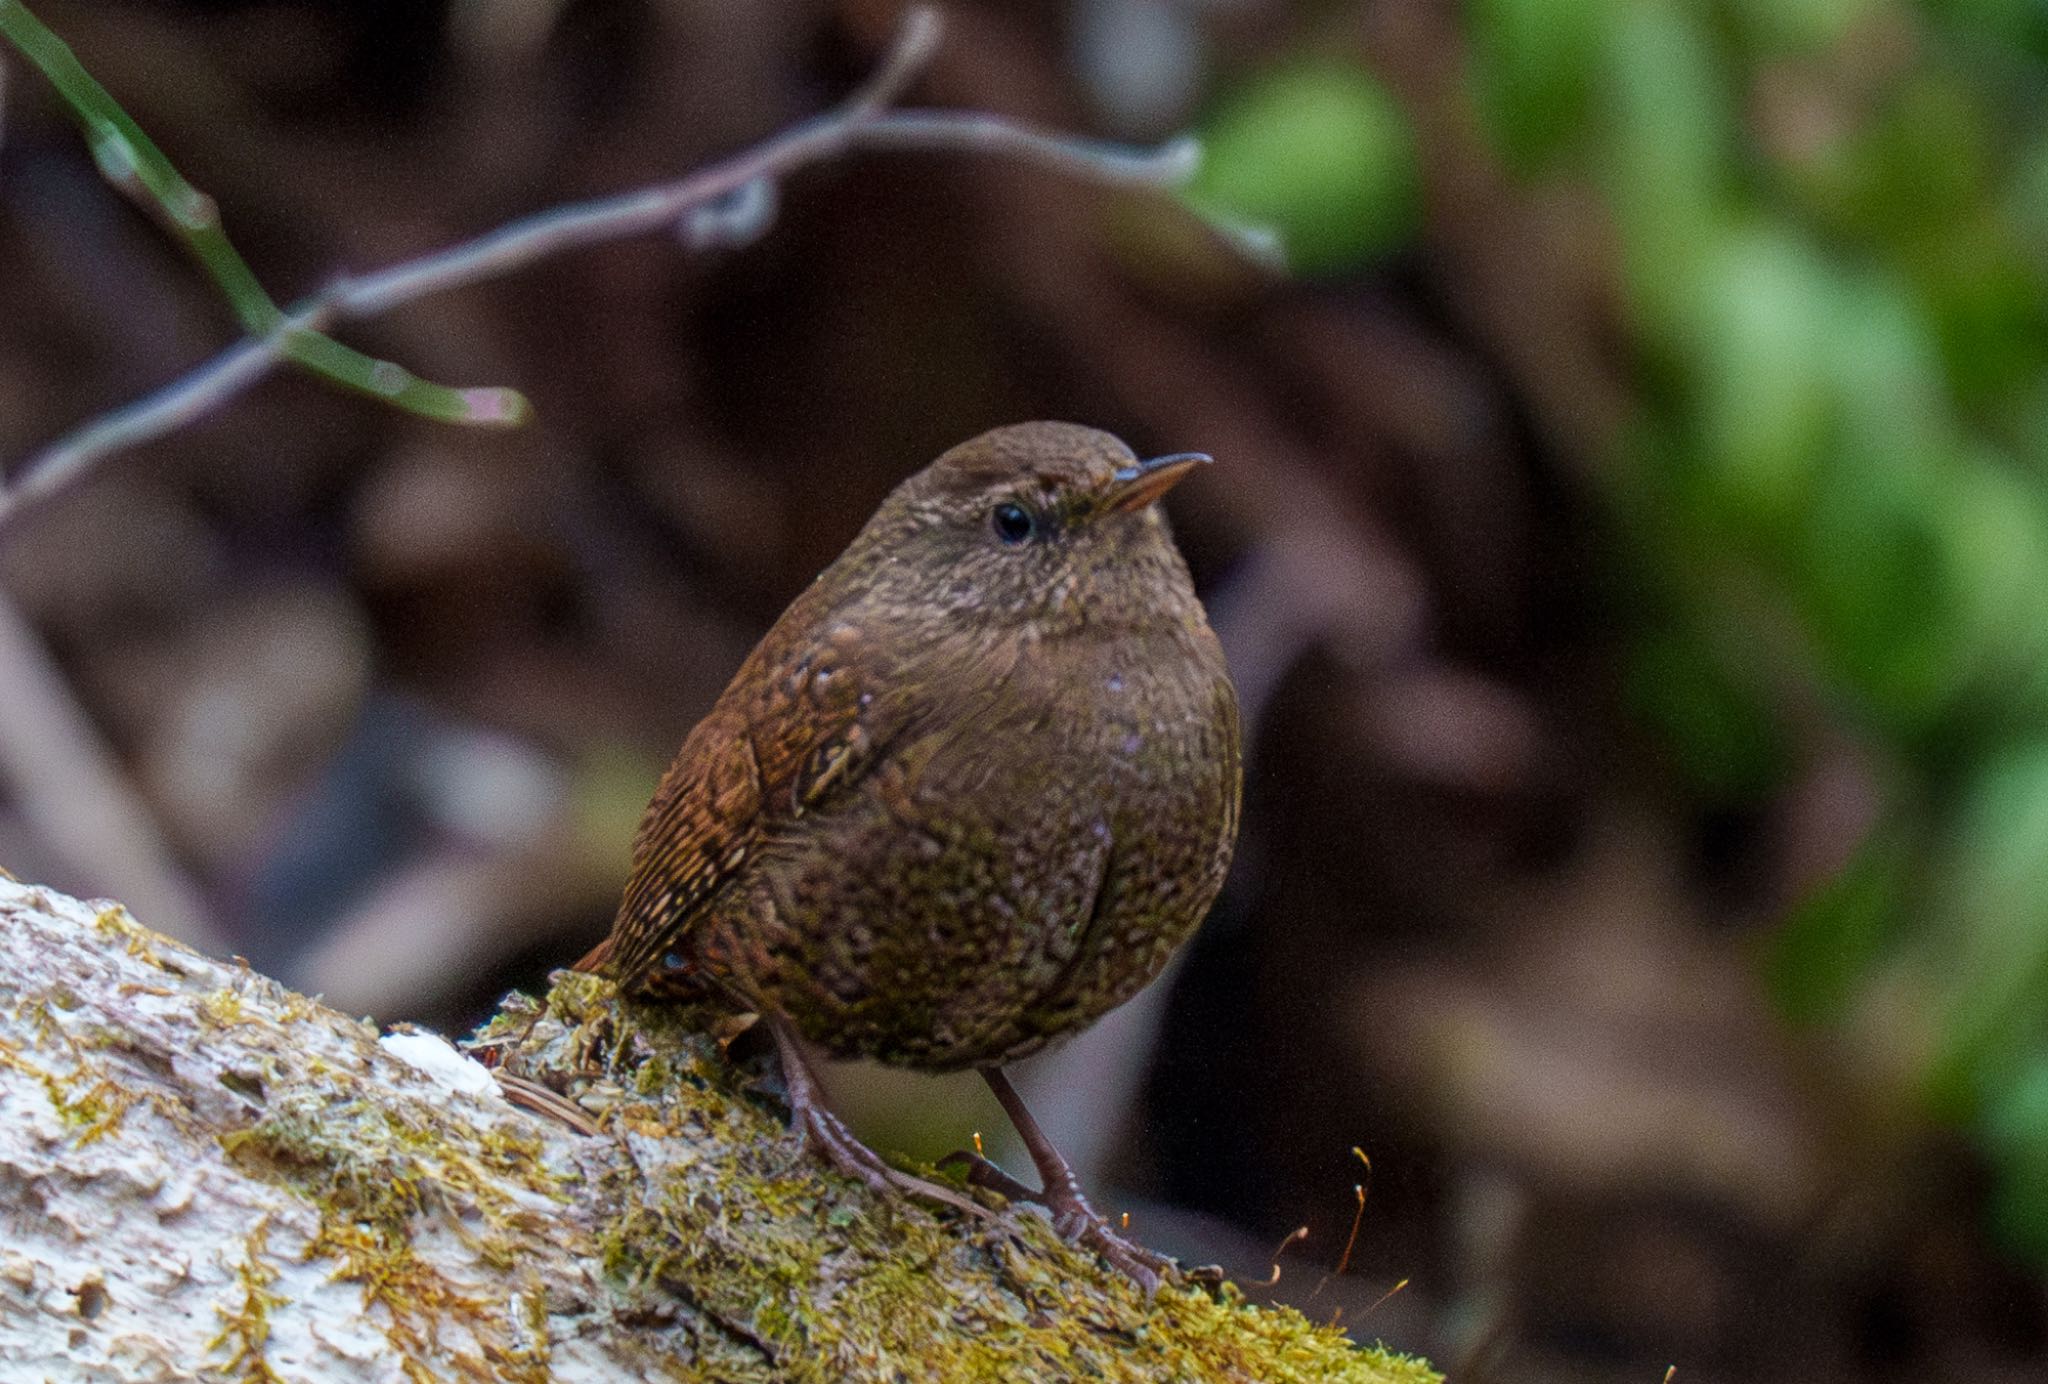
[764,1013,988,1219]
[767,1014,887,1191]
[950,1067,1174,1292]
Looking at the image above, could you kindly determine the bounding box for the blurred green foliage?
[1177,0,2048,1264]
[1461,0,2048,1257]
[1183,61,1420,275]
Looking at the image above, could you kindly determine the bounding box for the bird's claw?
[791,1098,894,1194]
[940,1147,1173,1293]
[1066,1216,1170,1297]
[938,1148,1038,1202]
[785,1081,991,1218]
[765,1013,989,1218]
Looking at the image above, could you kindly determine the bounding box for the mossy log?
[0,875,1439,1383]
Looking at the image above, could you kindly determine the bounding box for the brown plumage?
[579,421,1240,1286]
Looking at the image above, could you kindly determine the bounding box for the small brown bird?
[579,421,1240,1286]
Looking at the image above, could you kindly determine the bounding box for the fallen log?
[0,875,1437,1382]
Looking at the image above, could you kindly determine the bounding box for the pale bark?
[0,875,1438,1383]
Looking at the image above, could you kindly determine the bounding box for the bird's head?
[846,421,1210,635]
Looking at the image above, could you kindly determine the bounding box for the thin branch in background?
[329,113,1194,320]
[682,176,780,253]
[0,0,527,432]
[0,4,1201,533]
[842,2,942,117]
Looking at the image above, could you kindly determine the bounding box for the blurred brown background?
[5,2,2048,1381]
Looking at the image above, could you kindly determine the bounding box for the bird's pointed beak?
[1107,451,1211,513]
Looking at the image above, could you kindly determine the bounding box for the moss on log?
[0,875,1438,1382]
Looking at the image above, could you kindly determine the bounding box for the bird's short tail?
[572,930,708,999]
[572,936,615,974]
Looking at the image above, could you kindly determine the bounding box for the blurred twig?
[0,4,1197,532]
[0,0,528,433]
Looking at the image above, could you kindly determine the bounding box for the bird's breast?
[905,623,1227,808]
[730,616,1238,1069]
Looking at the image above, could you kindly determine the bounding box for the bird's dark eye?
[990,502,1037,545]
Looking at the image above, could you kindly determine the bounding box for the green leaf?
[1674,225,1840,532]
[1625,628,1788,802]
[1925,743,2048,1116]
[1791,462,1964,735]
[1985,1055,2048,1259]
[1182,61,1419,276]
[1468,0,1609,173]
[1601,0,1737,320]
[1766,829,1909,1023]
[1724,0,1874,54]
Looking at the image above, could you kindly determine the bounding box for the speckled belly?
[692,668,1238,1069]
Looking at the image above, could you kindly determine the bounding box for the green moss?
[44,940,1437,1384]
[222,1068,576,1380]
[0,1005,137,1145]
[532,974,1437,1384]
[92,903,174,970]
[207,1217,287,1383]
[39,1070,137,1144]
[197,988,249,1027]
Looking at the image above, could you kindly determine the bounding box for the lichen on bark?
[0,876,1437,1383]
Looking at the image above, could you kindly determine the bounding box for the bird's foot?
[941,1147,1172,1293]
[958,1068,1180,1292]
[790,1096,989,1216]
[937,1148,1037,1203]
[790,1093,891,1192]
[767,1014,988,1219]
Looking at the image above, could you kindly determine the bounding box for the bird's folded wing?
[597,632,892,990]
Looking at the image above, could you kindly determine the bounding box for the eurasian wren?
[579,421,1240,1287]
